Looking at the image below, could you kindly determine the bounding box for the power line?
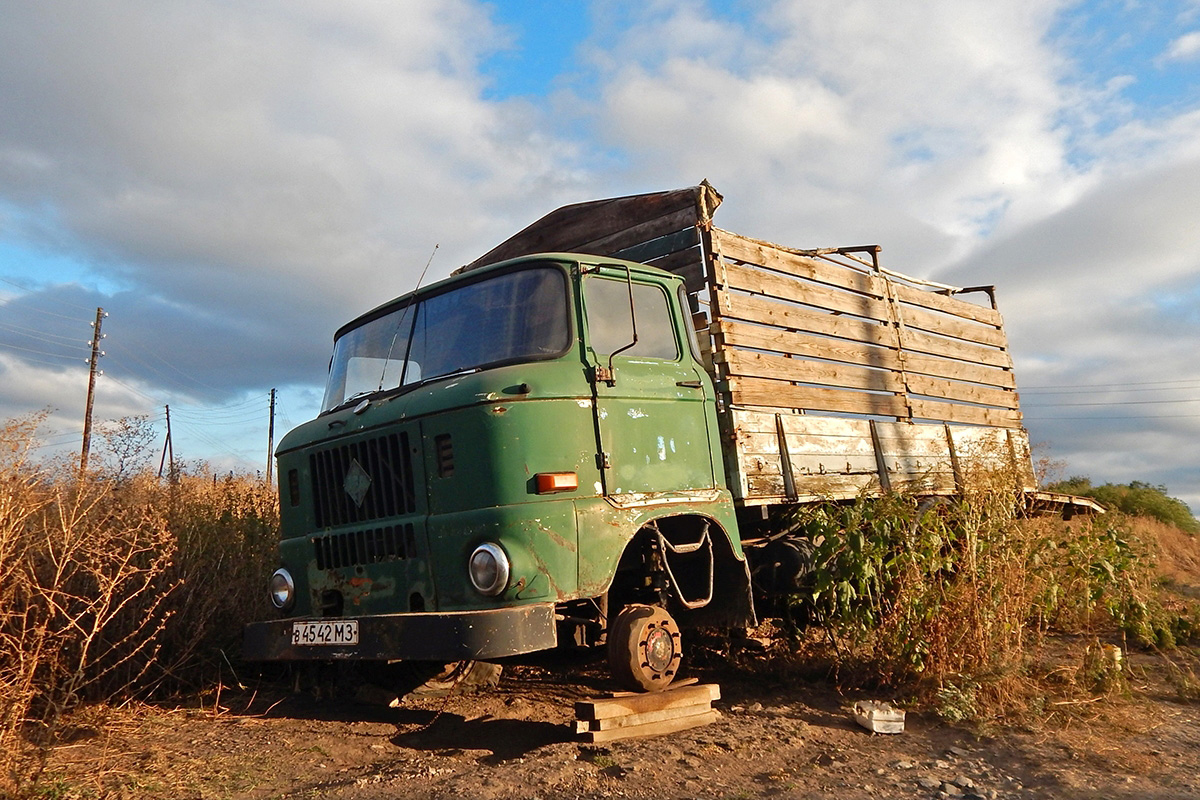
[1021,384,1200,396]
[114,337,243,397]
[0,341,90,361]
[1024,397,1200,408]
[0,320,91,348]
[0,353,86,369]
[0,275,101,313]
[1026,413,1200,421]
[1022,377,1200,391]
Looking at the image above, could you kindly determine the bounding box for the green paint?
[268,255,746,657]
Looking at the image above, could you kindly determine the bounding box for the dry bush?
[151,467,279,691]
[0,414,279,794]
[0,414,175,791]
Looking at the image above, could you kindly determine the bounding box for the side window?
[584,277,679,360]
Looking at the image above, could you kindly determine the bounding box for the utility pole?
[80,306,106,472]
[158,404,175,480]
[266,388,276,485]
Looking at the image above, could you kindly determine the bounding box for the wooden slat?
[744,472,880,500]
[719,261,892,322]
[722,350,902,393]
[714,315,1015,389]
[462,185,710,272]
[909,397,1023,428]
[575,683,720,720]
[726,377,910,417]
[900,327,1013,369]
[900,304,1008,348]
[898,349,1016,390]
[892,282,1002,327]
[715,291,896,348]
[584,207,700,260]
[647,244,703,274]
[648,246,706,295]
[715,320,903,371]
[906,373,1020,410]
[711,229,884,298]
[579,709,720,743]
[579,702,715,732]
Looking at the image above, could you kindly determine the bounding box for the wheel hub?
[643,626,675,672]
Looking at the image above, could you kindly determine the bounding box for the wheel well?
[608,514,755,629]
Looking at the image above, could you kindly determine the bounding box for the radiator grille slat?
[309,432,416,528]
[311,523,417,570]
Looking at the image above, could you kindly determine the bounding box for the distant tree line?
[1048,477,1199,534]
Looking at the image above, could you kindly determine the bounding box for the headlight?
[468,543,510,596]
[269,568,295,610]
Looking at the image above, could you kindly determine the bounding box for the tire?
[607,604,682,692]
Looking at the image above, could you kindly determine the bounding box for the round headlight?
[468,543,510,596]
[269,568,295,610]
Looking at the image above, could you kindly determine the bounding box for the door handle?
[676,380,703,389]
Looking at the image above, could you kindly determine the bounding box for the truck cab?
[243,253,754,691]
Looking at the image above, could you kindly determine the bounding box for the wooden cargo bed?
[459,182,1039,507]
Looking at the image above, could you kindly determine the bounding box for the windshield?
[321,266,570,412]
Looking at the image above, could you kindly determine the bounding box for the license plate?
[291,620,359,646]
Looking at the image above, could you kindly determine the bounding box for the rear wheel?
[607,604,682,692]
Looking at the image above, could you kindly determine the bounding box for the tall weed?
[783,485,1174,712]
[0,414,278,793]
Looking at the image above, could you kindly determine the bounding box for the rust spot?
[492,406,508,414]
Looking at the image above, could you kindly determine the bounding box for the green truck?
[243,183,1094,691]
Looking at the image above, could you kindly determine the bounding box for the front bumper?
[242,603,558,661]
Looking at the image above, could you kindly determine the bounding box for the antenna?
[376,244,439,392]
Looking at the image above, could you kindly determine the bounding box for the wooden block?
[579,709,720,743]
[585,702,716,732]
[575,683,720,721]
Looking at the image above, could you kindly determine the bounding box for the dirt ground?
[38,637,1200,800]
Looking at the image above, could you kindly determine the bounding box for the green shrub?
[1050,477,1199,534]
[778,487,1178,714]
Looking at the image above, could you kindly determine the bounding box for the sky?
[1,0,1198,512]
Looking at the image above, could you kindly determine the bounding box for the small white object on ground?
[852,700,905,734]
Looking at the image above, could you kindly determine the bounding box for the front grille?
[309,432,417,528]
[312,523,418,570]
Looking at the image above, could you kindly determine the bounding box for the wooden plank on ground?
[576,702,716,733]
[575,683,720,720]
[578,709,721,744]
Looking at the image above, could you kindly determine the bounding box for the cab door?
[582,270,716,496]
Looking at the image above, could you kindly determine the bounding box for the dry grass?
[0,413,278,795]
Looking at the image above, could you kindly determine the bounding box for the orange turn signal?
[535,472,579,494]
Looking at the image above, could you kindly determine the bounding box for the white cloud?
[572,0,1085,266]
[564,0,1200,504]
[1159,30,1200,63]
[3,0,1200,504]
